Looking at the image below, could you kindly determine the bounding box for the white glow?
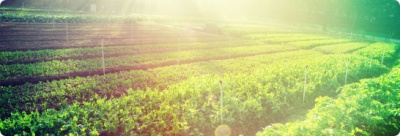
[397,0,400,4]
[0,0,4,5]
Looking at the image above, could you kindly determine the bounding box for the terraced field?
[0,22,399,136]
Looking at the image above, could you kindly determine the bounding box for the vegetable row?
[258,63,400,136]
[312,42,371,54]
[0,52,391,135]
[0,40,257,64]
[288,39,351,49]
[0,50,322,119]
[245,33,331,44]
[0,13,151,23]
[353,42,399,66]
[0,44,295,81]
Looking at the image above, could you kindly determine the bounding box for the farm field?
[0,10,400,136]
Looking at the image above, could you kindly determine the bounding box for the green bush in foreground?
[258,68,400,136]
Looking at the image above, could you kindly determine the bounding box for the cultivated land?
[0,12,399,136]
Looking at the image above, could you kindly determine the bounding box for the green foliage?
[0,43,294,81]
[0,13,137,23]
[0,40,257,64]
[0,7,82,14]
[0,53,389,135]
[353,42,399,66]
[0,50,321,119]
[257,68,400,136]
[313,42,371,54]
[0,23,398,135]
[288,39,351,49]
[245,33,331,44]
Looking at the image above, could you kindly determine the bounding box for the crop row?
[0,40,257,64]
[288,39,351,49]
[265,36,330,43]
[0,52,390,135]
[244,33,322,41]
[0,50,322,119]
[353,42,399,66]
[0,13,148,23]
[0,7,82,14]
[312,42,371,54]
[223,25,297,35]
[258,65,400,136]
[0,44,296,81]
[245,33,323,40]
[0,30,372,66]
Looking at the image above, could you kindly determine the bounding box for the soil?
[2,42,257,65]
[0,22,228,51]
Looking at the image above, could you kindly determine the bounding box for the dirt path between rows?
[0,22,228,51]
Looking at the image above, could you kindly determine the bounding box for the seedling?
[381,52,385,65]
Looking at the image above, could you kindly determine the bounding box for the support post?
[52,17,55,30]
[370,55,373,69]
[101,36,105,75]
[65,22,69,46]
[303,65,308,103]
[178,32,181,65]
[219,80,223,124]
[345,58,349,85]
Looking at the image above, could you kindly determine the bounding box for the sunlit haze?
[0,0,399,135]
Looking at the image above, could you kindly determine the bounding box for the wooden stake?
[130,21,133,39]
[303,65,308,103]
[178,32,181,65]
[345,58,349,85]
[219,80,223,124]
[229,36,232,59]
[52,17,55,30]
[65,22,69,46]
[370,55,373,69]
[101,36,105,75]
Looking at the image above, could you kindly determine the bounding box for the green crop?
[0,53,391,135]
[258,66,400,136]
